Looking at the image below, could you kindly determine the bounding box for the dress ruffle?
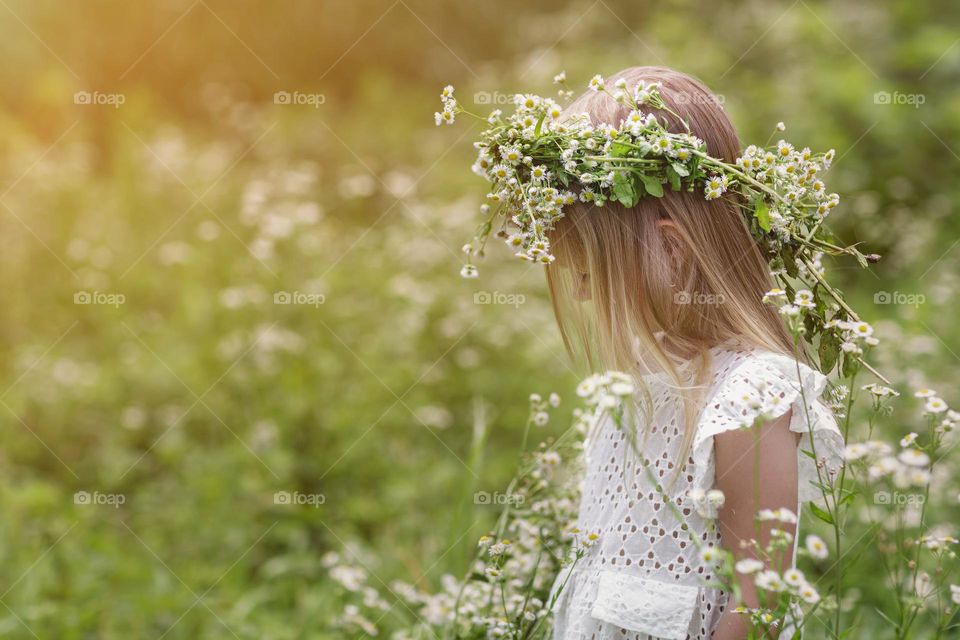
[690,351,844,503]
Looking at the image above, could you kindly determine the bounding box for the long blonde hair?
[546,66,798,466]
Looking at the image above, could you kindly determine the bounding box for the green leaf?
[639,174,664,198]
[808,502,834,525]
[670,162,690,178]
[666,165,681,191]
[610,140,632,157]
[611,173,636,207]
[533,113,546,137]
[818,330,841,374]
[754,200,771,232]
[782,246,800,278]
[842,352,860,378]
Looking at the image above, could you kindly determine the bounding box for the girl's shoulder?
[693,344,845,502]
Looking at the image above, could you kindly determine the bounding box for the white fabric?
[551,346,843,639]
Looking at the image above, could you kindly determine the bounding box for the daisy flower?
[806,535,829,560]
[924,397,948,414]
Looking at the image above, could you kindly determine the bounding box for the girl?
[542,67,844,639]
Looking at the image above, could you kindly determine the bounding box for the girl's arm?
[711,411,799,640]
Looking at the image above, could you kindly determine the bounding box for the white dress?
[550,346,844,640]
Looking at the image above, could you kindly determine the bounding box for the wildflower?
[762,288,787,303]
[925,397,948,414]
[776,122,786,131]
[783,568,805,587]
[588,74,605,91]
[735,558,764,574]
[549,393,561,407]
[460,264,479,279]
[900,432,918,447]
[850,321,874,338]
[706,489,725,508]
[533,411,549,427]
[794,289,815,308]
[898,449,930,467]
[862,383,899,397]
[914,388,937,398]
[700,546,723,565]
[950,584,960,605]
[806,535,829,560]
[756,570,785,592]
[553,71,567,84]
[757,508,797,524]
[798,583,821,604]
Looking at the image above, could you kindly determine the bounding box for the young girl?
[541,67,845,639]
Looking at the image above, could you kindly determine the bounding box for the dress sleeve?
[690,351,845,503]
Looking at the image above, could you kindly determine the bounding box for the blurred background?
[0,0,958,637]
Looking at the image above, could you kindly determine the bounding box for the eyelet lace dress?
[550,347,844,640]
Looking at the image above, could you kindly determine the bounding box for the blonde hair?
[546,66,799,468]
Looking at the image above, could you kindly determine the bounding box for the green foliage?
[0,0,958,637]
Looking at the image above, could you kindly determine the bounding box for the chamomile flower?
[756,570,785,592]
[783,568,805,587]
[914,388,937,398]
[460,264,479,279]
[553,71,567,84]
[798,583,821,604]
[900,432,918,447]
[794,289,815,308]
[735,558,764,574]
[898,449,930,467]
[850,321,874,338]
[588,74,605,91]
[924,397,948,414]
[806,535,829,560]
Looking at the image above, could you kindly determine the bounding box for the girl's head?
[546,66,795,380]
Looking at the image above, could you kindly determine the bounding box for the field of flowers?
[0,0,958,637]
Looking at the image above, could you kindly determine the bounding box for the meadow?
[0,0,958,637]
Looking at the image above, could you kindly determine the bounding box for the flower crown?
[436,73,885,380]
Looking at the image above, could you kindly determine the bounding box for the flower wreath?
[435,73,885,380]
